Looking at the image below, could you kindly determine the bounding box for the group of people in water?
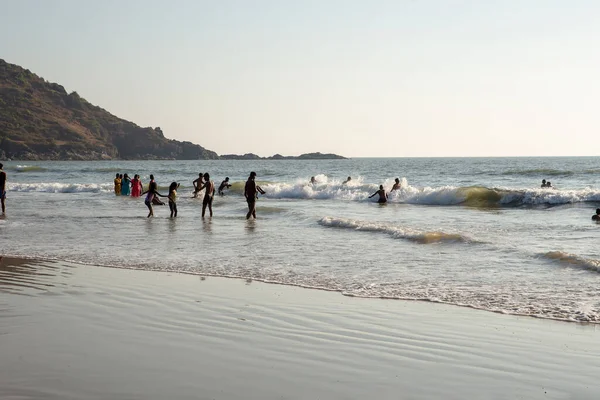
[541,179,554,188]
[113,171,263,219]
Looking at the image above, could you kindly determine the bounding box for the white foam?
[7,182,113,193]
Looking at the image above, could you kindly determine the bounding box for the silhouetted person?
[369,185,388,204]
[0,163,6,214]
[310,176,317,184]
[193,173,204,198]
[245,171,265,219]
[593,209,600,222]
[391,178,401,192]
[342,176,351,185]
[198,173,215,217]
[541,179,547,188]
[546,181,553,188]
[218,177,231,196]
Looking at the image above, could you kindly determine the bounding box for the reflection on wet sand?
[0,257,70,294]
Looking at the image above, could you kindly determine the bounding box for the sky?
[1,0,599,157]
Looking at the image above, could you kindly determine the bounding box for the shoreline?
[1,254,596,326]
[2,256,600,399]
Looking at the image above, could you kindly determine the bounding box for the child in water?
[141,181,165,218]
[168,182,180,218]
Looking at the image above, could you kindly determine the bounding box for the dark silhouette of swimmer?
[218,177,231,195]
[391,178,401,192]
[546,181,553,188]
[310,176,317,184]
[369,185,388,204]
[342,176,351,185]
[192,173,204,198]
[593,209,600,221]
[244,171,265,219]
[541,179,547,188]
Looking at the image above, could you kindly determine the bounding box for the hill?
[0,59,218,160]
[220,152,346,160]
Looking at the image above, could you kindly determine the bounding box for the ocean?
[1,157,599,323]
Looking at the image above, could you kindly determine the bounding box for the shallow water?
[2,157,600,322]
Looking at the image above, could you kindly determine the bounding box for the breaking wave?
[7,176,600,207]
[541,251,600,272]
[10,165,48,173]
[318,216,477,244]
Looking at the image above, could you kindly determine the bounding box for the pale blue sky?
[1,0,599,157]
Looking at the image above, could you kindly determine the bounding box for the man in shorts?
[198,172,214,217]
[0,163,6,214]
[244,171,265,219]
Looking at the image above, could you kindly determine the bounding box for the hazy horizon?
[1,1,599,158]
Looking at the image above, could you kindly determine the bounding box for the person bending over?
[218,177,231,196]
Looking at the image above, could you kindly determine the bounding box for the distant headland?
[220,152,346,160]
[0,59,346,161]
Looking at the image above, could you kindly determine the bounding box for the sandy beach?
[1,256,599,400]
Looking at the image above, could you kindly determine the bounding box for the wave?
[541,251,600,272]
[318,216,477,244]
[499,168,574,177]
[253,179,600,207]
[9,165,48,173]
[7,182,113,193]
[7,177,600,207]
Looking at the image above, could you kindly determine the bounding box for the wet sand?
[1,257,599,400]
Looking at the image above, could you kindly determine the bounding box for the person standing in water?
[192,173,204,198]
[114,173,121,196]
[592,209,600,221]
[130,174,142,197]
[218,177,231,196]
[541,179,547,188]
[369,185,388,204]
[141,179,165,218]
[391,178,401,192]
[310,176,317,185]
[244,171,266,219]
[198,173,215,217]
[0,163,7,215]
[121,173,131,196]
[168,182,180,218]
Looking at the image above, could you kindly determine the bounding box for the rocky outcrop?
[0,59,219,160]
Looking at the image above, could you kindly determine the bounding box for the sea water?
[1,157,599,322]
